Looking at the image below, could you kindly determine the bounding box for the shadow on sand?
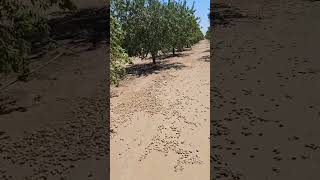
[156,52,191,60]
[198,55,210,62]
[126,62,186,77]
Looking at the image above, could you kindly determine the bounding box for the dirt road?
[111,40,210,180]
[212,0,320,179]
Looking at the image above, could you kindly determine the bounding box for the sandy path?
[212,0,320,179]
[111,40,210,180]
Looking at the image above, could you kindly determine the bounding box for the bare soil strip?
[111,40,210,180]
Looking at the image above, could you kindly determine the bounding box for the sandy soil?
[212,0,320,179]
[0,43,108,180]
[110,40,210,180]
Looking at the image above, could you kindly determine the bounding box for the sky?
[186,0,210,34]
[162,0,210,34]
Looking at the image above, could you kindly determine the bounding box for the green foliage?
[0,0,75,75]
[110,0,204,85]
[205,26,211,40]
[205,12,211,40]
[110,16,130,86]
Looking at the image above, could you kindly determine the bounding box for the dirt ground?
[110,40,210,180]
[212,0,320,179]
[0,42,108,180]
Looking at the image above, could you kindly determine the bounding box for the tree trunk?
[152,56,156,64]
[172,48,175,55]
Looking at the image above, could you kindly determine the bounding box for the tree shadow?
[181,47,192,51]
[203,49,210,53]
[126,62,187,77]
[198,55,210,62]
[157,53,191,60]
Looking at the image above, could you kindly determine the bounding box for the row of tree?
[205,12,211,40]
[110,0,204,85]
[205,27,211,40]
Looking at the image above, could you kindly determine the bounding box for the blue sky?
[186,0,210,34]
[161,0,210,34]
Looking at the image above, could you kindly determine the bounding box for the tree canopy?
[110,0,204,84]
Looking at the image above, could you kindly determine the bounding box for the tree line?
[110,0,204,85]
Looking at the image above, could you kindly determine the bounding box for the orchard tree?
[113,0,203,63]
[205,12,211,39]
[110,0,205,84]
[172,0,202,51]
[144,0,167,63]
[163,0,180,55]
[205,27,211,39]
[110,16,130,85]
